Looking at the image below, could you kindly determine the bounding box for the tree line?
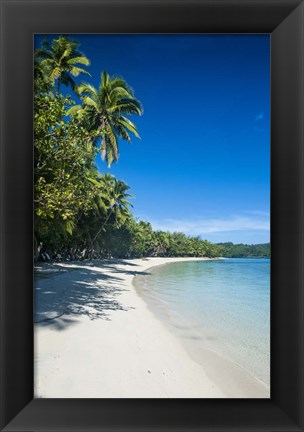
[34,35,267,262]
[217,243,270,258]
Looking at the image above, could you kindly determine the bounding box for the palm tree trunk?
[91,206,114,245]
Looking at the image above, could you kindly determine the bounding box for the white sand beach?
[34,257,269,398]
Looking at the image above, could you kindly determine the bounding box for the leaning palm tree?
[90,174,133,244]
[98,174,133,225]
[35,35,91,94]
[68,70,143,167]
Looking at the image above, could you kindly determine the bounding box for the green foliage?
[33,35,238,263]
[35,35,91,94]
[34,92,99,246]
[217,242,270,258]
[68,70,143,167]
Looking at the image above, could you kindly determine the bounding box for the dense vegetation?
[34,35,269,262]
[217,243,270,258]
[34,35,223,261]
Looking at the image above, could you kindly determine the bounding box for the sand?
[34,257,270,398]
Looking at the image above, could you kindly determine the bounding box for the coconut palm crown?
[68,71,143,167]
[36,35,91,94]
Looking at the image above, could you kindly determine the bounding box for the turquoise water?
[135,258,270,386]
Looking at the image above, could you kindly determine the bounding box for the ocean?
[134,258,270,386]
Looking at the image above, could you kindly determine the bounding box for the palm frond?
[109,77,133,95]
[116,116,140,138]
[78,83,98,97]
[66,104,83,116]
[82,96,98,109]
[70,66,91,77]
[105,123,119,160]
[35,48,52,60]
[68,56,90,66]
[109,98,143,115]
[61,72,77,90]
[109,86,134,103]
[50,66,62,83]
[105,146,114,167]
[112,123,131,142]
[59,47,72,63]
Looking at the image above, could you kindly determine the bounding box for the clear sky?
[35,34,270,244]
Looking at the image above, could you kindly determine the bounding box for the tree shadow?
[34,260,150,331]
[36,316,81,331]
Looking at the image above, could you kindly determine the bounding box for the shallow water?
[134,258,270,386]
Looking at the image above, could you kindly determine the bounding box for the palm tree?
[152,231,170,256]
[90,174,133,244]
[36,35,91,94]
[68,70,143,167]
[101,174,133,223]
[34,53,52,93]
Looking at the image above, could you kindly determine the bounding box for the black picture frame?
[1,0,303,431]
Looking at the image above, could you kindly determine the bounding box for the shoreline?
[133,260,270,396]
[34,257,269,398]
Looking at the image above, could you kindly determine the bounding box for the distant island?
[217,242,270,258]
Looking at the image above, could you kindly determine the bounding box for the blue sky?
[35,34,270,244]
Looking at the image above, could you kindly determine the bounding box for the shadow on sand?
[34,259,150,330]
